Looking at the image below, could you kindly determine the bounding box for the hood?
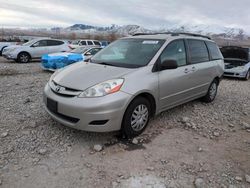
[221,46,249,61]
[225,65,246,72]
[53,62,136,90]
[4,45,20,50]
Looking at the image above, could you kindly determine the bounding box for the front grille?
[224,72,234,76]
[50,81,82,97]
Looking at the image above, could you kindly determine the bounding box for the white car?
[2,39,70,63]
[221,46,250,80]
[69,40,101,49]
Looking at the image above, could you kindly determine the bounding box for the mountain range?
[62,23,248,39]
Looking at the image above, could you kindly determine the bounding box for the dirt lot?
[0,57,250,188]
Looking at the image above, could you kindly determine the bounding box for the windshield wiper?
[97,62,115,66]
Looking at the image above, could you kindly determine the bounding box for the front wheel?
[201,80,218,103]
[121,97,151,138]
[17,52,30,63]
[244,70,250,80]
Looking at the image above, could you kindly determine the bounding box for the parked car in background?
[0,42,17,56]
[41,46,102,71]
[221,46,250,80]
[69,40,101,49]
[2,39,70,63]
[100,41,110,48]
[43,32,224,138]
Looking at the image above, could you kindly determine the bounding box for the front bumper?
[2,53,16,60]
[43,83,132,132]
[223,70,247,78]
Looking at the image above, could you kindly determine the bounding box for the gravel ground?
[0,57,250,188]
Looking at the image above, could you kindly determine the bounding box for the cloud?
[0,0,249,30]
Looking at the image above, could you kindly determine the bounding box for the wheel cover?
[131,104,149,132]
[209,82,217,99]
[20,54,28,63]
[246,71,250,80]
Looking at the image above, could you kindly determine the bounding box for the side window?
[81,41,87,45]
[160,40,187,67]
[87,41,93,45]
[47,40,64,46]
[88,48,101,55]
[33,40,47,47]
[206,41,223,60]
[93,41,101,46]
[188,40,209,63]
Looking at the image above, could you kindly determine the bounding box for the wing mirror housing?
[160,60,178,70]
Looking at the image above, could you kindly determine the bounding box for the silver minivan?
[43,33,224,137]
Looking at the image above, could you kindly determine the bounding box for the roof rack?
[132,32,211,40]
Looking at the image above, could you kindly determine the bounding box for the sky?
[0,0,250,30]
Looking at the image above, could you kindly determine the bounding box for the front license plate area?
[47,98,58,114]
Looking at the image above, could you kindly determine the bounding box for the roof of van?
[125,32,212,41]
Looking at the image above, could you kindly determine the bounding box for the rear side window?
[206,41,223,60]
[48,40,64,46]
[188,40,209,63]
[160,40,187,67]
[87,41,93,45]
[93,41,100,46]
[33,40,48,47]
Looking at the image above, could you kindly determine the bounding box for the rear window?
[48,40,64,46]
[206,41,223,60]
[188,40,209,63]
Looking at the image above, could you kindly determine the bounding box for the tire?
[17,52,30,63]
[201,79,218,103]
[121,97,151,138]
[244,70,250,80]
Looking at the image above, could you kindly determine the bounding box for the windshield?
[91,39,165,68]
[22,39,37,46]
[71,47,89,54]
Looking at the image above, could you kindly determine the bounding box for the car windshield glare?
[91,39,165,68]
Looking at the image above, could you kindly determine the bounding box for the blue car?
[41,46,102,71]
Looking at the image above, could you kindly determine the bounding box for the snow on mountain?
[64,23,248,38]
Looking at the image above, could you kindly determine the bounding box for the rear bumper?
[43,83,132,132]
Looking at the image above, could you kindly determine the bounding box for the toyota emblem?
[55,86,61,92]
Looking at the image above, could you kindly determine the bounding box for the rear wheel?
[244,70,250,80]
[201,79,218,103]
[17,52,30,63]
[121,97,151,138]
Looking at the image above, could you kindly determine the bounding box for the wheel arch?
[125,92,157,117]
[18,51,31,59]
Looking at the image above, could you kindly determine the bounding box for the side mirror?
[160,60,178,70]
[85,52,91,56]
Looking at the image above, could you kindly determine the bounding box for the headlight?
[78,79,124,98]
[5,48,16,53]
